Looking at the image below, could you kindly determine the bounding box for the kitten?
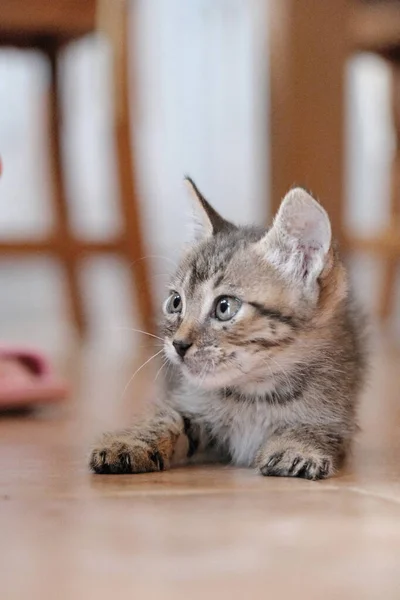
[90,178,366,480]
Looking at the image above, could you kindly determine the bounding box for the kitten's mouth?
[183,357,214,378]
[182,356,244,389]
[165,341,241,388]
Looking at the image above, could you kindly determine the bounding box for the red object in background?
[0,347,68,410]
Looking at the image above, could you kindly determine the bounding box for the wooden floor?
[1,334,400,600]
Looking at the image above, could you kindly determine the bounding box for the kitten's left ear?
[184,176,236,238]
[259,187,331,284]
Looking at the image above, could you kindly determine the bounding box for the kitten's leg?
[255,425,348,480]
[89,408,185,474]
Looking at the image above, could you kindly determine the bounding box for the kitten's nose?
[172,339,192,359]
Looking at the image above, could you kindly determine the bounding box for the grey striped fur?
[90,182,367,480]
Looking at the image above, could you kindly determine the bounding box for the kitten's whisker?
[164,360,173,383]
[137,342,164,349]
[258,356,275,381]
[111,327,164,342]
[196,359,210,390]
[127,254,178,270]
[154,357,168,383]
[201,358,214,387]
[120,349,163,401]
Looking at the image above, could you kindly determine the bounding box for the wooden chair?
[349,0,400,319]
[269,0,348,246]
[269,0,400,319]
[0,0,154,335]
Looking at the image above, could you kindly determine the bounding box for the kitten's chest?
[223,407,272,466]
[171,383,276,466]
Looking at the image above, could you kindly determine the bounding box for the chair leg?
[269,0,347,243]
[379,66,400,321]
[110,2,155,333]
[379,257,397,321]
[46,40,86,336]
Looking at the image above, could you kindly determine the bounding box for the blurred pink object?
[0,161,67,409]
[0,347,67,409]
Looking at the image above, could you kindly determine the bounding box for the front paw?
[90,433,166,475]
[258,447,334,480]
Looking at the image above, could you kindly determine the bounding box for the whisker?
[163,359,173,384]
[110,327,164,342]
[137,344,164,352]
[154,356,168,383]
[127,254,178,270]
[120,349,163,401]
[197,358,211,390]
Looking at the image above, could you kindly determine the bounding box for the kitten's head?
[162,178,347,390]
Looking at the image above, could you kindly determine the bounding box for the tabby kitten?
[90,179,366,480]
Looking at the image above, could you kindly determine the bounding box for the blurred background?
[2,3,400,597]
[0,0,399,356]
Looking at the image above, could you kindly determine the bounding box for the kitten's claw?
[90,435,166,475]
[118,452,132,473]
[258,448,334,480]
[149,451,165,471]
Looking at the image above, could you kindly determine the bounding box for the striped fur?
[90,184,367,480]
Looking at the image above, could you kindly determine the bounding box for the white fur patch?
[170,378,316,467]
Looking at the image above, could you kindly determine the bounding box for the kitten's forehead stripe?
[214,273,224,288]
[189,243,235,288]
[186,226,265,291]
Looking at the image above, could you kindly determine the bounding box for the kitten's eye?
[165,291,182,314]
[214,296,241,321]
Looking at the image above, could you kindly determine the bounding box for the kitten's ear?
[184,176,235,238]
[259,187,331,284]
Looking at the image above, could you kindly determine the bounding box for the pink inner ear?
[297,241,322,279]
[277,189,331,256]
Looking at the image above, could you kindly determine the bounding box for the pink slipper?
[0,347,68,410]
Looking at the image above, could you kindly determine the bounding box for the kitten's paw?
[258,448,334,480]
[89,433,166,475]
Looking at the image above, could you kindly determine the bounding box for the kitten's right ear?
[258,187,331,286]
[184,176,235,238]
